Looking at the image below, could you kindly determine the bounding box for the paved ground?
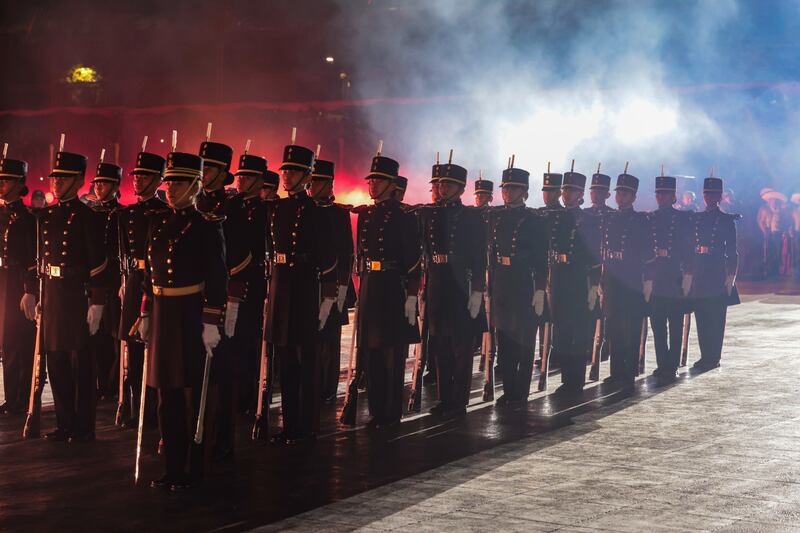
[256,291,800,533]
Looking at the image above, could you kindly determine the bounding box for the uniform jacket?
[646,207,693,299]
[316,197,354,336]
[0,199,37,351]
[687,205,740,305]
[600,207,654,316]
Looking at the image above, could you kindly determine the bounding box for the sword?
[589,318,602,381]
[252,295,272,440]
[134,344,149,484]
[680,313,691,367]
[115,340,130,426]
[638,316,648,375]
[481,293,496,401]
[407,294,427,413]
[537,321,552,392]
[339,303,360,426]
[194,345,214,444]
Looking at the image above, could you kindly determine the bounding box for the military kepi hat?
[131,152,165,176]
[562,172,586,191]
[279,145,315,172]
[430,163,444,183]
[655,175,677,192]
[501,167,530,188]
[439,164,468,186]
[542,173,562,191]
[50,151,87,177]
[93,162,122,183]
[703,177,723,193]
[311,159,335,181]
[235,154,267,178]
[615,173,639,192]
[590,173,611,190]
[263,170,279,189]
[395,176,408,191]
[0,158,28,181]
[199,141,233,170]
[475,179,494,193]
[366,156,399,180]
[164,152,203,182]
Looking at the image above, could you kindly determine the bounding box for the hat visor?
[0,173,24,180]
[311,174,334,181]
[561,184,584,191]
[279,162,311,172]
[541,186,560,191]
[364,172,395,181]
[49,169,82,178]
[589,184,610,190]
[614,185,637,192]
[92,177,119,183]
[437,177,467,186]
[235,169,265,177]
[129,168,162,176]
[501,182,528,189]
[655,187,677,192]
[261,182,278,189]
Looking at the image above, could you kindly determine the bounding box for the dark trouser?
[694,297,727,366]
[430,335,474,409]
[606,311,643,384]
[2,345,34,412]
[126,341,157,424]
[650,297,683,374]
[276,344,320,438]
[47,350,96,435]
[319,325,342,400]
[366,346,406,422]
[765,232,782,278]
[497,332,534,401]
[158,387,204,481]
[90,330,118,398]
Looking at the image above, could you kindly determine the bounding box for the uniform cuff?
[321,282,338,299]
[228,280,248,302]
[203,306,225,325]
[89,287,107,305]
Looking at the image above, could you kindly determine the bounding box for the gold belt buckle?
[135,258,145,269]
[499,256,511,266]
[153,285,163,296]
[370,260,382,271]
[433,254,448,264]
[558,253,568,263]
[697,246,710,254]
[48,265,62,278]
[656,248,669,257]
[275,253,287,264]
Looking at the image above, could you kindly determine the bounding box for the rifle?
[134,343,149,483]
[588,318,602,381]
[637,317,648,375]
[23,216,45,439]
[115,213,130,426]
[407,291,428,413]
[251,295,273,440]
[679,313,691,367]
[193,344,214,444]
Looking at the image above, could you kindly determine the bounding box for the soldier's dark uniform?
[487,167,547,404]
[417,163,487,414]
[118,152,167,425]
[265,144,337,443]
[474,179,493,207]
[141,152,227,487]
[536,172,564,365]
[547,171,600,395]
[688,177,739,370]
[195,141,244,455]
[583,173,615,362]
[601,173,654,386]
[41,151,108,440]
[88,162,124,399]
[647,175,693,380]
[356,156,421,426]
[311,159,355,405]
[0,158,36,414]
[228,153,269,413]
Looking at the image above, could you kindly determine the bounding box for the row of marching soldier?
[0,129,739,492]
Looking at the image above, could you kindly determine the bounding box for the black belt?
[362,259,399,272]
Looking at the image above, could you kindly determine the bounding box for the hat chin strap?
[58,177,80,202]
[370,180,393,201]
[172,176,201,208]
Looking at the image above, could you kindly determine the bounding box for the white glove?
[337,285,348,313]
[467,291,483,319]
[725,274,735,296]
[682,274,693,297]
[404,295,418,326]
[118,284,125,300]
[588,285,599,311]
[202,323,221,352]
[533,289,545,316]
[87,304,104,335]
[643,280,653,303]
[318,297,336,331]
[597,285,604,309]
[20,293,37,322]
[137,315,150,341]
[224,300,239,338]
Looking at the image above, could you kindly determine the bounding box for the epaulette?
[333,202,354,210]
[350,204,371,214]
[202,212,226,223]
